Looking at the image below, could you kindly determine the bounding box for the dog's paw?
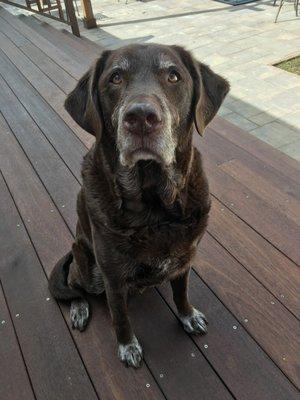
[179,308,208,334]
[70,299,89,332]
[118,336,143,368]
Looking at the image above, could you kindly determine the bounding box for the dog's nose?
[123,103,162,135]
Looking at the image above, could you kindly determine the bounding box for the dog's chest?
[127,232,197,289]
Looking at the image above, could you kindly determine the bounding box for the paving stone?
[224,112,259,132]
[278,140,300,161]
[250,122,300,148]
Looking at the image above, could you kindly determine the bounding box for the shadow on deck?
[0,7,299,400]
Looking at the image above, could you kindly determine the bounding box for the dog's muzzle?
[117,96,175,167]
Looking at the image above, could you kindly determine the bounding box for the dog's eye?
[110,72,122,85]
[168,70,180,83]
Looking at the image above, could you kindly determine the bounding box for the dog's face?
[65,44,229,167]
[100,45,194,167]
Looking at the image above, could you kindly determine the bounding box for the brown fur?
[49,43,229,367]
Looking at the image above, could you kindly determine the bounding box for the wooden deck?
[0,7,299,400]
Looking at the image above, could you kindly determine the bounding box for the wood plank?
[195,137,300,265]
[158,272,299,400]
[0,283,36,400]
[220,159,300,225]
[0,16,76,94]
[130,289,234,400]
[209,199,300,318]
[0,29,93,148]
[0,51,85,181]
[19,15,98,67]
[0,78,79,233]
[210,117,300,184]
[195,234,300,388]
[203,129,300,200]
[0,114,166,400]
[0,8,83,79]
[61,28,105,54]
[0,174,99,400]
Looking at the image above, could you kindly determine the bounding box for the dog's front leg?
[91,226,143,367]
[171,269,208,334]
[105,283,143,368]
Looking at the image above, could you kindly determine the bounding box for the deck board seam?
[0,51,84,183]
[210,191,300,268]
[0,27,72,96]
[0,170,103,400]
[208,128,300,198]
[206,230,299,321]
[0,11,82,80]
[190,267,300,391]
[0,45,88,154]
[155,287,238,400]
[0,109,77,239]
[0,277,38,400]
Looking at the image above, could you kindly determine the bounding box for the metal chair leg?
[275,0,284,22]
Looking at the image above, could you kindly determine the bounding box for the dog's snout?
[123,102,162,135]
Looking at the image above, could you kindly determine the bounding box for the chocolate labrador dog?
[49,43,229,368]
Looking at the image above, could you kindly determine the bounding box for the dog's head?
[65,44,229,167]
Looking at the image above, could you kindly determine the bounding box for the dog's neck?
[116,145,194,219]
[89,132,194,228]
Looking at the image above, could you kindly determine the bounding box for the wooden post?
[80,0,97,29]
[64,0,80,36]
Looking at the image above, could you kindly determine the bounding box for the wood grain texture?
[209,199,300,318]
[202,129,300,200]
[0,16,76,94]
[0,79,80,233]
[0,7,84,79]
[0,51,85,180]
[19,15,99,67]
[1,9,299,398]
[0,31,92,148]
[220,159,300,224]
[210,116,300,184]
[0,284,36,400]
[0,174,99,400]
[198,143,300,265]
[196,234,300,388]
[158,271,299,400]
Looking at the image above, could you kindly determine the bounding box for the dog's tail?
[49,251,83,300]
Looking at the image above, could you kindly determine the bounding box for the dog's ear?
[64,51,111,137]
[172,46,229,136]
[194,63,230,136]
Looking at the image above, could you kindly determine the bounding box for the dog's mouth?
[119,145,164,167]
